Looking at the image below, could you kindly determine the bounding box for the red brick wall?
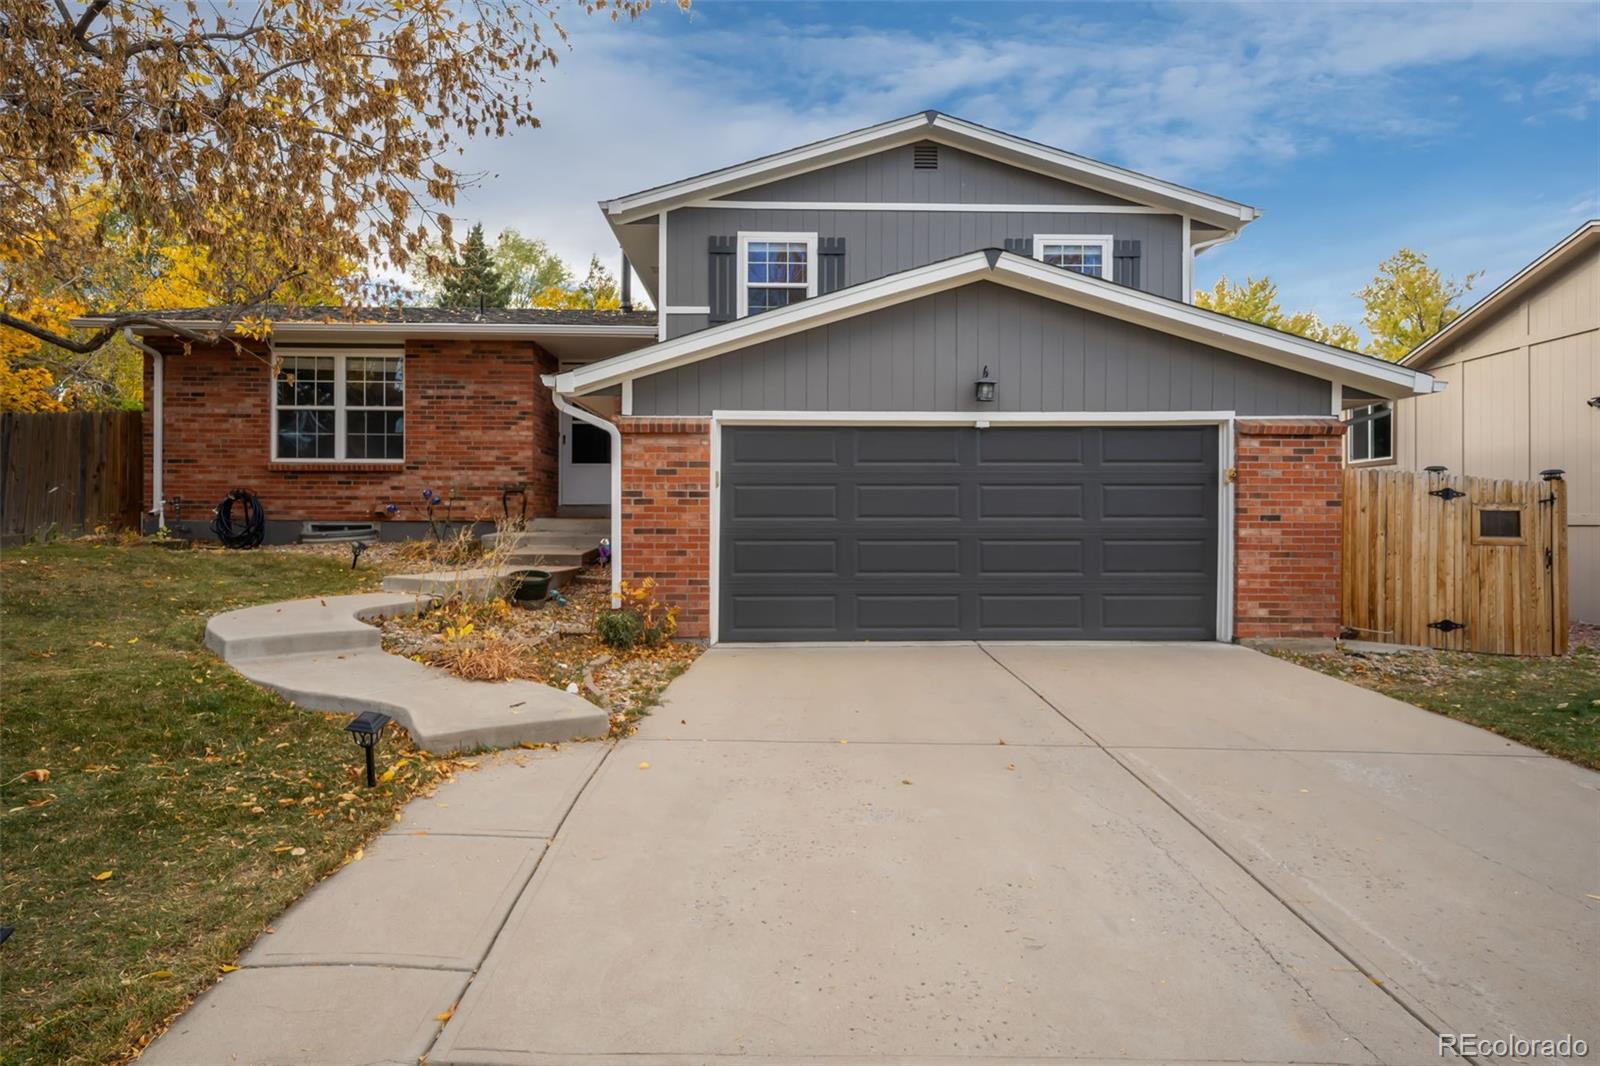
[618,417,711,639]
[1233,418,1346,639]
[144,336,558,526]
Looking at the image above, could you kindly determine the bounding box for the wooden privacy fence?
[1,411,143,542]
[1343,466,1568,656]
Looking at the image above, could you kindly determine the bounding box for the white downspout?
[544,375,623,608]
[126,328,164,530]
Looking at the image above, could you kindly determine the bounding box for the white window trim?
[737,231,819,319]
[1345,401,1393,464]
[269,348,406,463]
[1032,233,1114,280]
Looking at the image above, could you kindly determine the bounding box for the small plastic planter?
[508,569,552,607]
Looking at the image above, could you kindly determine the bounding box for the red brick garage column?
[617,417,711,639]
[1233,418,1346,640]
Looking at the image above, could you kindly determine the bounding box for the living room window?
[738,232,817,317]
[1346,402,1392,463]
[1033,234,1113,279]
[273,351,404,461]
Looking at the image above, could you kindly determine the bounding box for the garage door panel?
[978,484,1084,519]
[854,428,962,465]
[857,539,962,577]
[1102,538,1211,577]
[1101,426,1212,464]
[729,484,838,520]
[727,594,838,633]
[1102,483,1210,520]
[720,426,1217,642]
[978,594,1085,631]
[856,595,962,633]
[728,427,838,465]
[856,484,961,520]
[977,538,1084,575]
[728,539,838,577]
[977,428,1085,464]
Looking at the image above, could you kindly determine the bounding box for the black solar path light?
[345,711,393,787]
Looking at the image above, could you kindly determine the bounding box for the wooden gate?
[1342,467,1568,655]
[0,411,144,542]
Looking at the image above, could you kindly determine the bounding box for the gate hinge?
[1427,618,1467,633]
[1429,487,1467,501]
[1538,495,1557,506]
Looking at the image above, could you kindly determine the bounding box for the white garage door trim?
[707,410,1238,645]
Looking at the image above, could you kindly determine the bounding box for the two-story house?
[99,112,1440,643]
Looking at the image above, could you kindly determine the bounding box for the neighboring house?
[79,111,1439,643]
[1368,220,1597,623]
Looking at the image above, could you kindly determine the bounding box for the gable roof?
[556,249,1437,402]
[599,112,1260,232]
[1401,220,1600,367]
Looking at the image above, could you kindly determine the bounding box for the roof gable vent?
[912,143,939,170]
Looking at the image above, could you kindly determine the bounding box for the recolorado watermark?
[1439,1033,1589,1058]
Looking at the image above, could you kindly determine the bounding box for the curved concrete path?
[204,591,607,752]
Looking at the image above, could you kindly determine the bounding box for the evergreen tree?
[437,224,514,309]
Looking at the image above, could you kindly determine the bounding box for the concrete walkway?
[140,644,1600,1065]
[205,593,606,752]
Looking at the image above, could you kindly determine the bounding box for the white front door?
[558,411,611,506]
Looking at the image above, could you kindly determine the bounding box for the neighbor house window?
[1033,234,1113,279]
[1346,402,1392,463]
[738,232,818,317]
[273,351,404,461]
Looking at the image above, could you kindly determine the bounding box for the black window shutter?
[1002,237,1033,257]
[708,235,736,323]
[1113,239,1141,289]
[819,237,846,294]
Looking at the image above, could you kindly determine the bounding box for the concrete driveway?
[147,644,1599,1066]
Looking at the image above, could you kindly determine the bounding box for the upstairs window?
[273,351,404,462]
[1346,402,1392,463]
[1033,234,1113,280]
[738,232,817,317]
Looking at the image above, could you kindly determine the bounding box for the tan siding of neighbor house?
[1392,243,1599,622]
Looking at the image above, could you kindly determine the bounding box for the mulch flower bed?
[371,570,702,736]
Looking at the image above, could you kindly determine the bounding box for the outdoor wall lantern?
[974,365,997,403]
[346,711,393,787]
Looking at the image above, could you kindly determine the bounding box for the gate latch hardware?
[1429,487,1467,501]
[1428,618,1467,633]
[1546,548,1554,570]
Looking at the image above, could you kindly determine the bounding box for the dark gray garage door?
[719,425,1218,642]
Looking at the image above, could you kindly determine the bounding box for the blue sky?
[450,1,1600,337]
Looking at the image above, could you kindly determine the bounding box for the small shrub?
[620,577,679,647]
[432,635,525,681]
[598,608,645,650]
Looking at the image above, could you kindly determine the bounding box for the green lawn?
[1274,641,1600,769]
[1,542,456,1065]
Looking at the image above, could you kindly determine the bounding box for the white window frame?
[1032,233,1114,280]
[269,348,406,463]
[1345,401,1393,464]
[737,231,818,318]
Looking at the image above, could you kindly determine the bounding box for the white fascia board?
[600,115,931,223]
[601,112,1258,232]
[559,251,1434,401]
[78,319,660,341]
[991,256,1434,397]
[557,252,993,394]
[927,116,1258,229]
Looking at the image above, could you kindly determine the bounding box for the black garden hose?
[211,489,266,549]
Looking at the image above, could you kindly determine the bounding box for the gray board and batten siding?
[631,282,1332,417]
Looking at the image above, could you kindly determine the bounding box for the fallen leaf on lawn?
[1007,763,1016,771]
[127,637,139,644]
[142,970,173,980]
[271,845,292,853]
[348,847,364,863]
[900,779,913,785]
[219,964,240,973]
[1587,894,1600,903]
[637,761,650,770]
[376,767,397,784]
[435,1007,455,1023]
[838,739,848,745]
[91,870,113,881]
[20,768,49,783]
[290,847,306,857]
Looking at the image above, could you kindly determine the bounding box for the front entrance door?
[558,412,611,507]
